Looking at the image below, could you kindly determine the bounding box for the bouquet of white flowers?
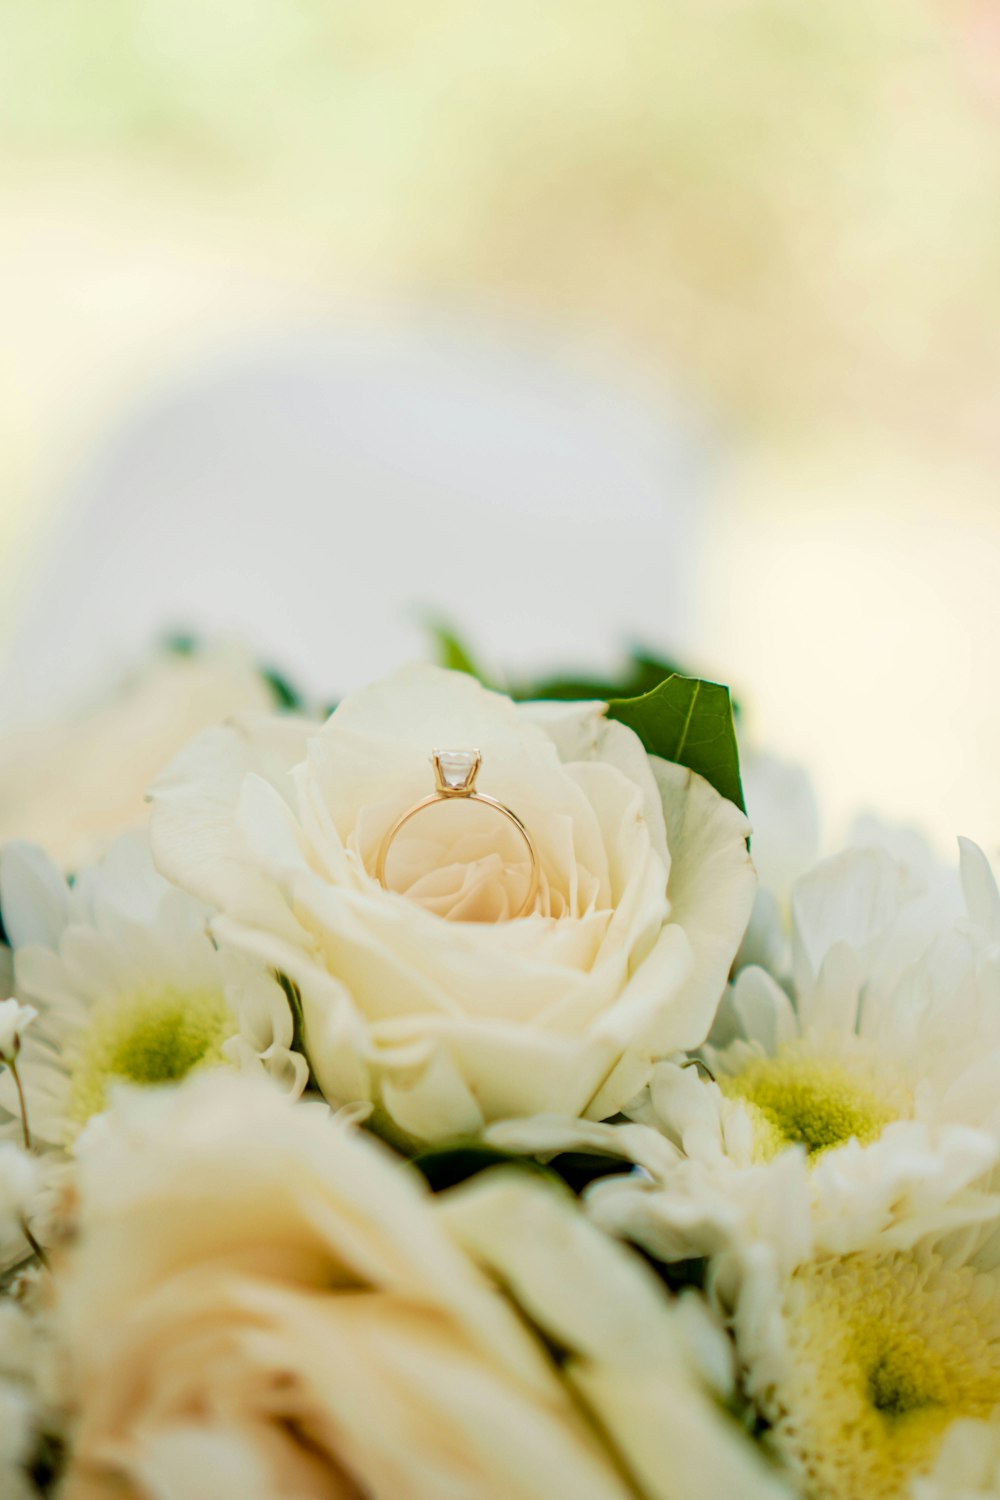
[0,642,997,1500]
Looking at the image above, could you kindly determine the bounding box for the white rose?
[0,645,279,872]
[53,1074,638,1500]
[150,665,755,1141]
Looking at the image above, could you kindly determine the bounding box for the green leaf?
[422,616,488,680]
[260,664,304,711]
[508,645,685,704]
[162,630,199,656]
[608,673,745,812]
[160,632,306,712]
[272,972,313,1087]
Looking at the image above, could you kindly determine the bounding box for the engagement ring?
[375,749,539,918]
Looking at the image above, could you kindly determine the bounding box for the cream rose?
[0,645,278,872]
[150,665,755,1141]
[52,1074,639,1500]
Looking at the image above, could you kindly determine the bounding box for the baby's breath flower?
[0,1002,37,1066]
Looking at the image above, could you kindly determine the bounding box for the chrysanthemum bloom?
[149,665,756,1142]
[47,1072,791,1500]
[0,831,305,1148]
[728,1215,1000,1500]
[661,840,999,1217]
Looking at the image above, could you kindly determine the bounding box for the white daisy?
[721,839,993,1137]
[642,839,999,1238]
[728,1214,1000,1500]
[0,831,307,1149]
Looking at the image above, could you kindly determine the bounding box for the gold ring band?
[375,750,540,919]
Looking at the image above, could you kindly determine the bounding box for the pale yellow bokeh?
[703,446,1000,851]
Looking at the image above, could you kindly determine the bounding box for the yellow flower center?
[721,1044,908,1158]
[767,1249,1000,1500]
[68,986,234,1128]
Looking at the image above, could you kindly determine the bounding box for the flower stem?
[681,1056,717,1084]
[9,1058,31,1152]
[19,1218,49,1272]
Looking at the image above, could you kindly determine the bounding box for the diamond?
[432,748,481,794]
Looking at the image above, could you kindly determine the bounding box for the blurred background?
[0,0,998,850]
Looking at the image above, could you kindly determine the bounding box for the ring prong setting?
[431,748,482,796]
